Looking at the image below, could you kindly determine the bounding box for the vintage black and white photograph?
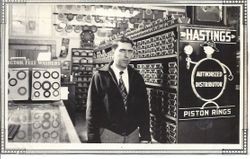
[0,0,248,155]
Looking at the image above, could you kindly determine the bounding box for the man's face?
[113,42,133,70]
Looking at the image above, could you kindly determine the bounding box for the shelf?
[130,24,179,41]
[131,54,177,62]
[93,59,111,64]
[145,82,162,87]
[164,115,177,122]
[74,81,91,83]
[72,63,94,65]
[76,86,89,88]
[73,74,93,77]
[169,86,178,90]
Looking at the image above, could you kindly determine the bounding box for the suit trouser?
[100,128,140,143]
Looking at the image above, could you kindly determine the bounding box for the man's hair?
[112,36,134,50]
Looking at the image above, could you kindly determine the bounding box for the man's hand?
[140,140,151,143]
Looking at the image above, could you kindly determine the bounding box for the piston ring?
[34,91,40,97]
[18,87,27,95]
[9,78,17,86]
[42,81,51,90]
[43,71,50,78]
[53,90,60,97]
[17,71,27,80]
[52,82,60,90]
[43,91,51,98]
[33,71,41,79]
[43,112,51,120]
[42,120,51,129]
[50,131,59,138]
[32,131,41,140]
[33,81,42,90]
[42,132,50,139]
[51,71,60,79]
[16,130,26,139]
[33,121,42,129]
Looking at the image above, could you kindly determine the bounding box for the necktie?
[118,71,128,111]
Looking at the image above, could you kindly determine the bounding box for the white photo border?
[0,0,248,154]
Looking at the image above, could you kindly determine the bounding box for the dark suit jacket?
[86,62,151,143]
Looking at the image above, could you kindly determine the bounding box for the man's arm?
[86,72,102,143]
[137,74,151,142]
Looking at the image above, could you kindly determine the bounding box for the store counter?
[8,101,81,143]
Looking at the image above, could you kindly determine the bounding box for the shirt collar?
[111,63,128,76]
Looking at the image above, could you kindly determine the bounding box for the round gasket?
[16,130,26,139]
[42,120,51,129]
[52,120,60,128]
[42,131,50,139]
[53,90,60,97]
[43,91,51,98]
[18,87,27,95]
[33,71,41,79]
[33,81,42,90]
[50,131,59,138]
[9,78,17,86]
[43,71,50,78]
[52,82,60,90]
[17,71,26,80]
[33,113,40,119]
[51,71,59,79]
[33,121,41,129]
[43,112,51,120]
[32,131,41,140]
[42,81,51,90]
[34,91,40,97]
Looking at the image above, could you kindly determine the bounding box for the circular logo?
[191,58,227,101]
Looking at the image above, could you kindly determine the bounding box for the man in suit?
[86,36,151,143]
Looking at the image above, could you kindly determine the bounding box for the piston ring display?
[51,71,60,79]
[33,71,41,79]
[9,78,17,86]
[52,82,60,90]
[42,81,52,90]
[18,87,27,95]
[33,81,42,90]
[43,71,51,78]
[43,91,51,98]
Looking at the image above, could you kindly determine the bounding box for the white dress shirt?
[111,64,129,93]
